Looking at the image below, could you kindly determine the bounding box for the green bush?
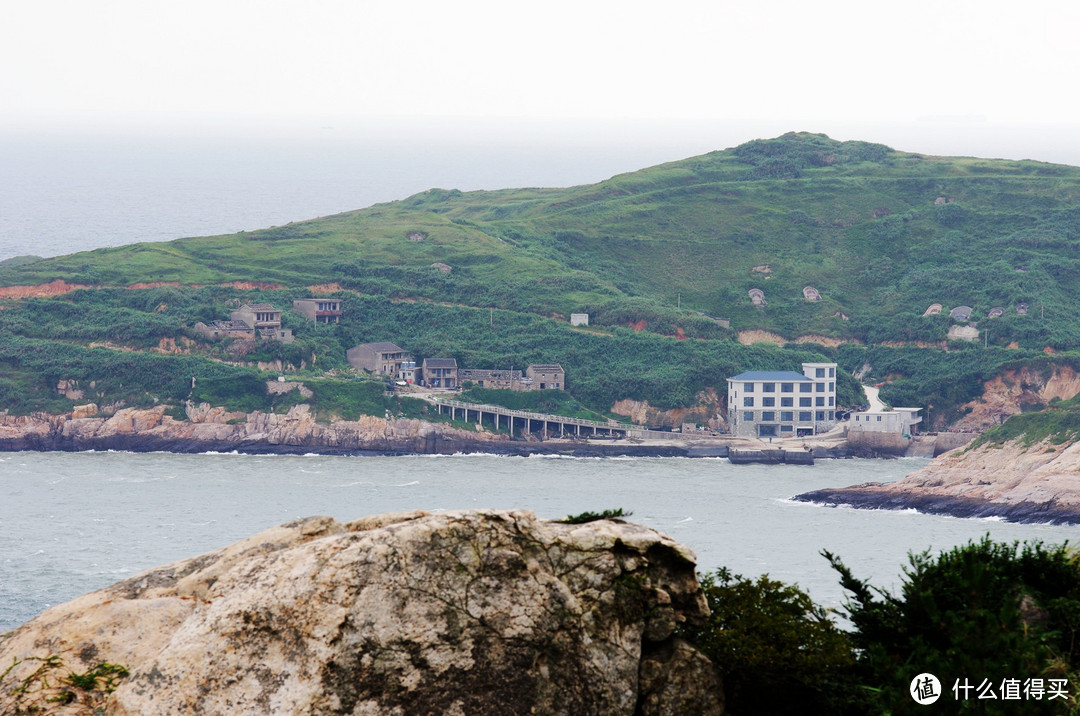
[679,568,859,715]
[825,538,1080,715]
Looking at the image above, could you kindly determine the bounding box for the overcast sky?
[3,0,1079,162]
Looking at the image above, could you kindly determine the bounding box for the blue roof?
[729,370,811,382]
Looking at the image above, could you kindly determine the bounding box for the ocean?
[2,451,1075,632]
[0,122,736,261]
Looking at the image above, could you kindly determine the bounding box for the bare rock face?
[796,437,1080,524]
[0,510,720,715]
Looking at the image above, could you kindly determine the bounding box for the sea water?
[1,451,1075,631]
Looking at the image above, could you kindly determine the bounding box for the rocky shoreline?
[795,436,1080,525]
[0,403,701,459]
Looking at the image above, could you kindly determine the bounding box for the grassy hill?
[4,132,1080,425]
[5,132,1080,349]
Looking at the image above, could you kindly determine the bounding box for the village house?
[459,368,525,390]
[231,303,294,342]
[726,362,838,438]
[293,298,342,324]
[422,358,458,388]
[193,303,293,342]
[850,407,922,436]
[459,364,565,391]
[526,364,565,390]
[347,342,414,377]
[193,319,255,341]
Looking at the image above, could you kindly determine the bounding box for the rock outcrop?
[952,364,1080,431]
[0,510,721,715]
[0,403,498,455]
[795,437,1080,524]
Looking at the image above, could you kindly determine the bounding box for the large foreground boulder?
[0,510,721,715]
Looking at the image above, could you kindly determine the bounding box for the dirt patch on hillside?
[0,279,91,298]
[220,281,286,290]
[126,281,184,290]
[306,283,344,294]
[737,330,856,347]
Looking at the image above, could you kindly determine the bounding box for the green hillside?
[4,132,1080,425]
[5,131,1080,348]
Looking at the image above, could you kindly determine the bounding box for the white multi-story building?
[726,362,838,438]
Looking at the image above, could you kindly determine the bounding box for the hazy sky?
[3,0,1079,162]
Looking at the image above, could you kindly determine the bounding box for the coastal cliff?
[0,510,721,715]
[795,437,1080,524]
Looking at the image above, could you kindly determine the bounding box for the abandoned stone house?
[459,364,565,391]
[293,298,342,324]
[347,342,414,377]
[726,362,838,438]
[422,358,458,388]
[459,368,525,390]
[526,364,565,390]
[194,303,294,343]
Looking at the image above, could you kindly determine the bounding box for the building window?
[744,382,754,392]
[816,411,825,421]
[829,397,834,406]
[828,411,834,420]
[816,397,825,407]
[780,411,793,421]
[829,382,834,392]
[781,397,793,407]
[816,383,825,392]
[761,411,775,421]
[762,383,775,392]
[780,425,793,433]
[876,415,882,422]
[816,368,825,378]
[800,398,812,407]
[743,412,754,422]
[762,397,775,407]
[781,383,793,392]
[799,411,812,421]
[744,397,754,407]
[829,367,835,377]
[759,425,777,437]
[800,383,812,393]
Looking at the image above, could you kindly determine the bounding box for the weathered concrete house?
[459,369,524,390]
[726,362,838,438]
[526,364,565,390]
[347,342,413,376]
[850,407,922,435]
[231,304,294,342]
[194,303,293,342]
[422,358,458,388]
[193,319,256,341]
[293,298,342,324]
[459,364,565,391]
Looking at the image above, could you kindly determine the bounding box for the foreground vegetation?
[683,538,1080,715]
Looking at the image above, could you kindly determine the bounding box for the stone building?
[347,342,414,376]
[195,303,293,342]
[526,364,565,390]
[422,358,458,388]
[726,362,838,438]
[230,304,294,342]
[459,369,525,390]
[293,298,342,324]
